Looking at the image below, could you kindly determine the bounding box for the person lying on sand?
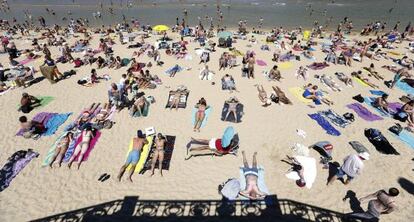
[224,97,240,122]
[303,84,334,105]
[272,86,292,105]
[296,66,308,80]
[364,63,383,80]
[335,72,353,87]
[281,155,306,187]
[187,136,237,158]
[239,151,266,200]
[150,133,166,177]
[257,85,271,106]
[194,98,208,132]
[351,71,378,88]
[347,188,399,221]
[117,130,148,182]
[68,124,95,170]
[389,67,412,89]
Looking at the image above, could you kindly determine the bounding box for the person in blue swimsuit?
[117,130,148,182]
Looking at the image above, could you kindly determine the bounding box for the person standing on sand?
[117,130,148,182]
[328,152,369,185]
[347,188,399,221]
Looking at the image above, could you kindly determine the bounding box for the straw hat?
[358,152,370,160]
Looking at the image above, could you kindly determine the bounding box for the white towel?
[285,156,317,189]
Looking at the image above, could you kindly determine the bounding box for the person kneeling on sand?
[117,130,148,182]
[328,152,369,185]
[239,151,266,200]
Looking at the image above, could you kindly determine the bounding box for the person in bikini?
[193,98,208,132]
[348,188,399,221]
[257,85,271,106]
[117,130,148,182]
[130,94,148,117]
[239,151,267,200]
[48,132,74,168]
[68,124,95,169]
[92,103,111,124]
[150,133,166,176]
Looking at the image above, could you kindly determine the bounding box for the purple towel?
[346,103,383,121]
[308,113,341,136]
[389,102,403,113]
[0,149,39,192]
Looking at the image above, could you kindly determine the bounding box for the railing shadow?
[31,195,354,222]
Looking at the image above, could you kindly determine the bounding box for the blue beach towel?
[43,113,72,136]
[308,113,341,136]
[369,90,386,96]
[192,107,212,128]
[393,130,414,149]
[318,109,350,128]
[364,97,391,117]
[396,81,414,95]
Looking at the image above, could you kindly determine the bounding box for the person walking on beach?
[328,152,369,185]
[347,188,399,221]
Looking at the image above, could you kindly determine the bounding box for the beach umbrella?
[218,31,232,39]
[221,126,235,147]
[220,179,241,200]
[153,25,169,32]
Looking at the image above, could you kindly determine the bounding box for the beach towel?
[192,106,212,128]
[308,113,341,136]
[285,156,317,189]
[142,135,176,173]
[278,62,293,70]
[221,103,244,123]
[0,149,39,192]
[364,128,399,155]
[43,113,72,136]
[318,109,350,128]
[396,80,414,95]
[346,103,383,121]
[19,58,35,65]
[364,97,402,117]
[131,102,150,117]
[239,166,269,200]
[42,132,69,166]
[256,59,267,66]
[390,130,414,150]
[353,77,369,87]
[349,141,370,154]
[17,96,54,110]
[289,87,311,103]
[63,131,102,162]
[15,112,65,136]
[369,90,386,96]
[165,91,189,109]
[165,65,183,75]
[126,136,154,173]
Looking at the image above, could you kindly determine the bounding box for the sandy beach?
[1,8,414,222]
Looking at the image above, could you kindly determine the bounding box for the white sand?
[0,30,413,222]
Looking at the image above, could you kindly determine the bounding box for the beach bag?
[77,79,87,85]
[343,113,355,122]
[395,111,408,122]
[389,124,403,135]
[352,94,364,103]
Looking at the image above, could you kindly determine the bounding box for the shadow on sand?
[30,195,360,222]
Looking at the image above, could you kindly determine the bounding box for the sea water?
[0,0,413,30]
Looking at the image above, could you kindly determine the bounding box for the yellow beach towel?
[353,77,369,87]
[279,62,293,70]
[303,30,311,41]
[126,136,154,173]
[289,87,312,103]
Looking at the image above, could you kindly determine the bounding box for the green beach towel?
[17,96,54,110]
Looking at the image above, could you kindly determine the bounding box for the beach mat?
[278,62,293,70]
[126,136,154,173]
[256,59,267,66]
[43,113,72,136]
[346,103,383,121]
[289,87,311,103]
[349,141,370,154]
[221,103,244,123]
[285,156,317,189]
[391,130,414,150]
[353,77,369,87]
[165,91,189,109]
[63,131,101,162]
[308,113,341,136]
[142,135,176,173]
[17,96,55,111]
[0,149,39,192]
[396,80,414,95]
[192,107,212,128]
[239,166,269,200]
[318,109,350,128]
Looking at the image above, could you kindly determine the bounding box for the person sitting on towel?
[117,130,148,182]
[19,115,46,139]
[397,100,414,125]
[239,151,267,200]
[372,94,389,113]
[268,65,281,81]
[20,93,41,113]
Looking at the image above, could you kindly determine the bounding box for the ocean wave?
[272,2,286,6]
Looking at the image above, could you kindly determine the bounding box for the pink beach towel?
[256,59,267,66]
[72,131,101,161]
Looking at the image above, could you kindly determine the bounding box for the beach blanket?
[289,87,311,103]
[396,80,414,95]
[221,103,244,123]
[239,166,269,200]
[256,59,267,66]
[19,58,36,65]
[391,130,414,149]
[349,141,370,154]
[142,135,176,173]
[192,107,212,128]
[353,77,369,87]
[165,91,189,109]
[308,113,341,136]
[43,113,72,136]
[369,90,386,96]
[278,62,293,70]
[346,103,383,121]
[126,136,154,173]
[318,109,350,128]
[0,149,39,192]
[285,156,317,189]
[63,131,101,162]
